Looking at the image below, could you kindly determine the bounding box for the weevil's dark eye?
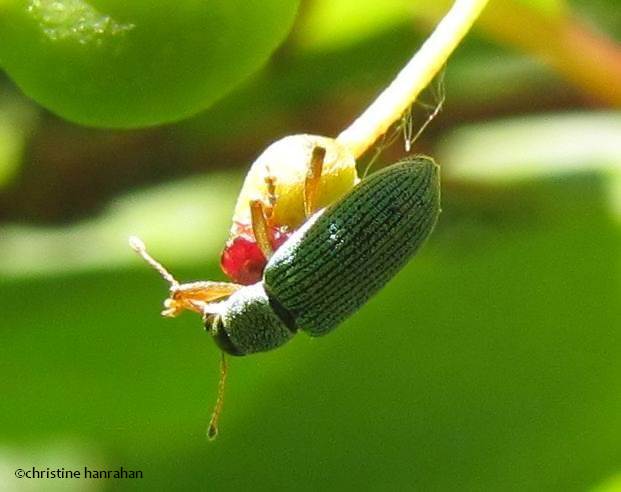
[208,315,245,356]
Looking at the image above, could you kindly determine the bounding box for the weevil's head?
[207,283,295,356]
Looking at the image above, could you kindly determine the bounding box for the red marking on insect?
[220,223,290,285]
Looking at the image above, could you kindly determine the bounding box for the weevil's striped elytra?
[265,157,440,338]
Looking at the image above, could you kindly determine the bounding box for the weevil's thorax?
[209,283,295,356]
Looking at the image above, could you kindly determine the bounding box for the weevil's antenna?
[207,351,228,441]
[128,235,179,288]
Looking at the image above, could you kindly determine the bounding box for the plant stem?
[337,0,489,158]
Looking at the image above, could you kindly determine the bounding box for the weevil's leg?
[163,281,243,317]
[304,145,326,217]
[250,199,274,259]
[207,351,228,440]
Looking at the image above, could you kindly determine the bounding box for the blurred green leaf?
[440,111,621,180]
[438,111,621,220]
[0,0,299,128]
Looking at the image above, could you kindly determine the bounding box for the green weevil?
[132,155,440,355]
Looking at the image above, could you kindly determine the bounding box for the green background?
[1,0,620,490]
